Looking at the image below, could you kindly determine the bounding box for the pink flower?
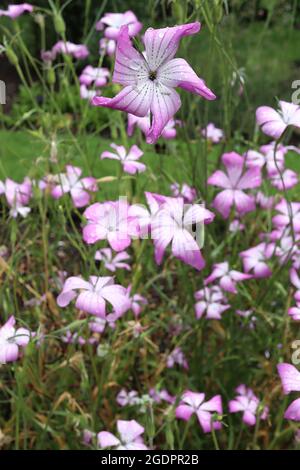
[89,316,116,334]
[92,23,215,143]
[127,113,178,140]
[149,388,176,405]
[80,84,100,101]
[79,66,109,87]
[256,191,274,210]
[194,286,230,320]
[57,275,130,318]
[205,261,252,293]
[97,419,148,450]
[170,182,197,203]
[270,168,298,190]
[256,101,300,139]
[277,363,300,421]
[151,197,214,270]
[116,389,139,407]
[101,143,146,174]
[95,248,131,272]
[207,152,261,219]
[288,269,300,320]
[96,11,142,39]
[0,316,31,364]
[272,199,300,233]
[245,143,286,175]
[167,347,188,370]
[229,219,245,232]
[0,177,32,218]
[99,38,116,57]
[240,242,274,278]
[229,384,268,426]
[201,123,224,143]
[176,391,222,433]
[83,200,140,251]
[0,3,33,19]
[125,285,147,317]
[51,41,89,60]
[51,165,97,208]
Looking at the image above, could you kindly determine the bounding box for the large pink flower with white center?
[0,3,33,19]
[229,385,268,426]
[0,316,31,364]
[272,199,300,233]
[278,363,300,421]
[57,275,130,318]
[205,261,252,293]
[92,23,215,144]
[51,165,97,208]
[176,391,222,433]
[151,197,215,270]
[79,66,110,87]
[95,248,131,272]
[83,200,140,251]
[256,101,300,139]
[207,152,261,219]
[98,419,148,450]
[127,113,178,140]
[240,242,274,278]
[194,286,230,320]
[101,143,146,174]
[201,122,224,143]
[96,11,142,39]
[0,177,32,218]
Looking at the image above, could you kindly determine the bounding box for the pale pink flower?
[127,113,178,140]
[205,261,252,293]
[270,169,298,190]
[95,248,131,272]
[245,143,286,175]
[0,177,32,218]
[53,41,89,59]
[83,200,140,251]
[151,197,214,270]
[101,143,146,174]
[51,165,97,208]
[176,391,222,433]
[80,84,100,101]
[57,275,130,318]
[167,347,188,370]
[96,11,142,39]
[88,316,116,334]
[256,101,300,139]
[0,3,33,19]
[207,152,261,219]
[79,66,109,87]
[256,191,274,209]
[116,389,139,407]
[149,388,176,405]
[170,182,197,203]
[125,285,147,318]
[240,243,274,278]
[0,316,32,364]
[98,419,148,450]
[229,385,268,426]
[201,123,224,143]
[92,23,215,143]
[194,286,230,320]
[278,363,300,421]
[272,199,300,233]
[229,219,245,232]
[99,38,116,57]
